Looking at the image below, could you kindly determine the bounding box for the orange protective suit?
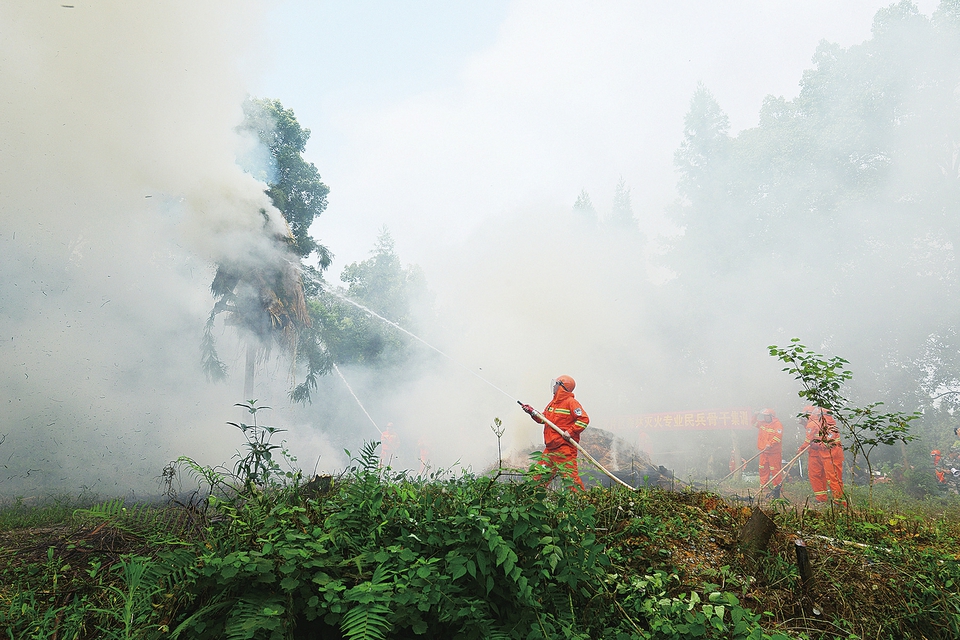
[380,425,398,467]
[932,450,946,483]
[531,386,589,491]
[799,407,844,504]
[755,410,784,488]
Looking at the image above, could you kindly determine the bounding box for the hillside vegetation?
[2,440,960,640]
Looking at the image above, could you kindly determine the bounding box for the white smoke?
[0,2,311,498]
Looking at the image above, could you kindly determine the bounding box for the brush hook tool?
[756,445,810,505]
[717,448,765,484]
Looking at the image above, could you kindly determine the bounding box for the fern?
[176,455,230,495]
[223,595,286,640]
[155,547,198,594]
[73,498,197,544]
[74,497,129,520]
[339,603,391,640]
[170,599,233,639]
[74,499,151,535]
[337,564,394,640]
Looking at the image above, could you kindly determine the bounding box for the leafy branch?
[769,339,921,495]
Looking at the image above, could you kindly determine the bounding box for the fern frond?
[224,595,287,640]
[74,497,126,521]
[340,603,391,640]
[170,598,233,639]
[370,563,391,586]
[74,498,204,546]
[74,499,152,532]
[175,455,230,495]
[155,547,198,593]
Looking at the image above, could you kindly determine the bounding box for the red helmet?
[553,375,576,393]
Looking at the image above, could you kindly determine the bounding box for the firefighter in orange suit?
[798,406,845,505]
[932,450,946,484]
[755,409,784,498]
[521,375,589,491]
[380,423,398,468]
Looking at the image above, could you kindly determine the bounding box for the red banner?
[622,408,755,431]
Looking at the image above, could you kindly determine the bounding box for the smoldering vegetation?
[3,2,960,498]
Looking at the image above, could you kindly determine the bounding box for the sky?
[0,0,945,496]
[249,0,938,274]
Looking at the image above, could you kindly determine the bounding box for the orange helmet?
[756,408,775,423]
[553,375,576,393]
[932,449,942,456]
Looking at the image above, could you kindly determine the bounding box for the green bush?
[162,443,780,640]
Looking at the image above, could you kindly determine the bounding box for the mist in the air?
[2,1,957,496]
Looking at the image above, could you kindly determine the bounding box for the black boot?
[770,485,782,499]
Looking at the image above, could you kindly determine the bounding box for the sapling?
[770,339,921,500]
[228,400,287,493]
[490,417,505,470]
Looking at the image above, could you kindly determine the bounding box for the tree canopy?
[204,99,431,404]
[238,97,331,264]
[664,0,960,416]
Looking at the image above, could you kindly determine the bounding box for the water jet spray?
[333,362,381,436]
[315,278,635,490]
[315,279,518,401]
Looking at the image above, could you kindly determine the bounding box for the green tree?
[770,339,921,497]
[573,189,597,225]
[291,229,430,402]
[608,176,635,230]
[674,82,730,204]
[238,98,331,262]
[203,98,331,399]
[663,2,960,423]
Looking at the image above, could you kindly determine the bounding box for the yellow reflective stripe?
[551,408,571,415]
[574,420,588,428]
[772,436,781,442]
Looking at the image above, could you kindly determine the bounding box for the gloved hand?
[520,404,535,415]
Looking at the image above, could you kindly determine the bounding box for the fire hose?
[518,401,635,491]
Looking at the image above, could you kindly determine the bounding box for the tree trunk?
[244,342,256,400]
[731,430,742,482]
[794,539,813,593]
[738,507,776,562]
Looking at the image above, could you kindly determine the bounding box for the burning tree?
[202,98,332,399]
